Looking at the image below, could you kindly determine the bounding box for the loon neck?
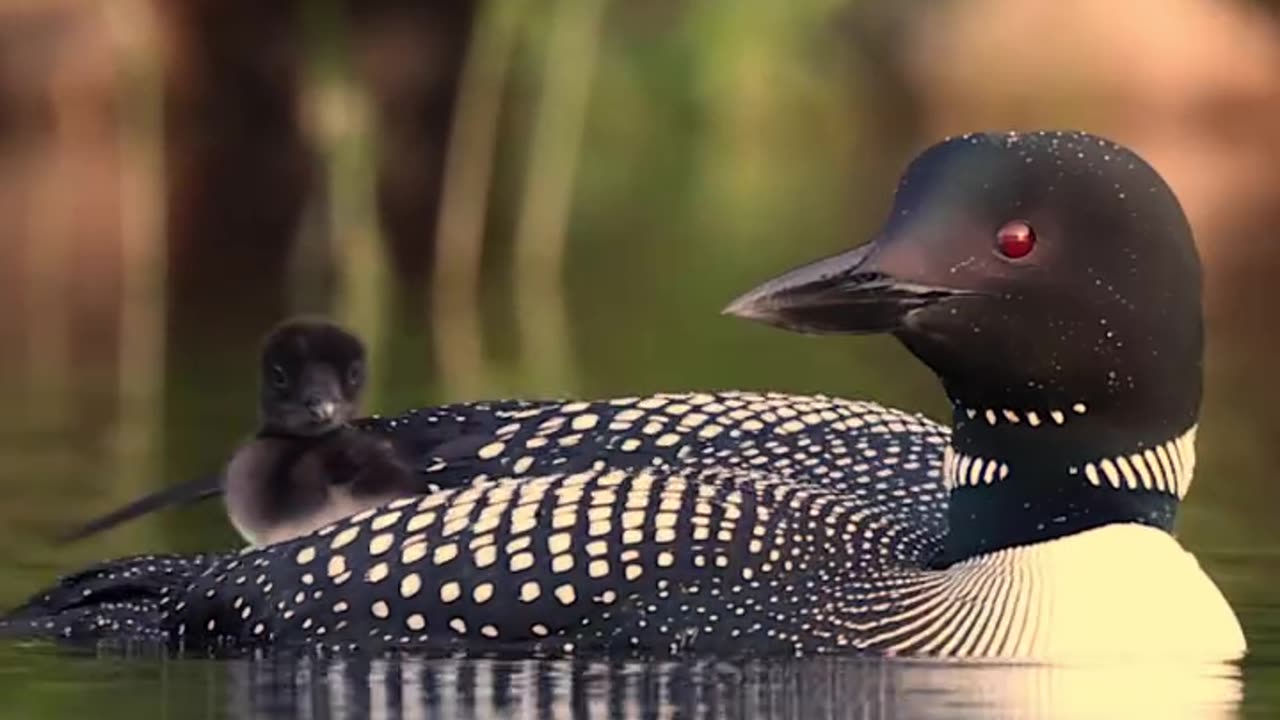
[935,401,1197,566]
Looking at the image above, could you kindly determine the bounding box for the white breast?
[939,524,1246,662]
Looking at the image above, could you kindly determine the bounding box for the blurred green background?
[0,0,1278,715]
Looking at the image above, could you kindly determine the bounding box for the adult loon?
[62,319,417,547]
[1,130,1245,661]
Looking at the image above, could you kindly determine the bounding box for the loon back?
[60,390,942,544]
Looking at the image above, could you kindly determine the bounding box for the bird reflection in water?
[219,654,1242,719]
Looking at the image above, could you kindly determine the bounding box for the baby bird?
[63,318,416,547]
[226,319,416,546]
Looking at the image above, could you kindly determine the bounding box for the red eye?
[996,220,1036,259]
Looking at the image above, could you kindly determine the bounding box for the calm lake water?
[0,647,1276,718]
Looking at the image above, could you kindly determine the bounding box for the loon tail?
[0,553,220,647]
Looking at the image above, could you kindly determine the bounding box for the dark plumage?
[7,131,1245,661]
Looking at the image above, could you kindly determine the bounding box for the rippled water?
[3,648,1276,719]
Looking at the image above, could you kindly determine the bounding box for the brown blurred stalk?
[430,0,526,399]
[300,0,392,407]
[511,0,607,395]
[106,0,167,534]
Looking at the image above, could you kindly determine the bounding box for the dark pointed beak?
[722,240,974,335]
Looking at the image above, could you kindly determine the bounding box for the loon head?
[259,318,367,437]
[726,130,1203,560]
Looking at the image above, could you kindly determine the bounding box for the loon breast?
[870,525,1243,660]
[962,525,1243,661]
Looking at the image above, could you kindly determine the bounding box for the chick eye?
[346,361,364,387]
[995,219,1036,259]
[270,365,289,390]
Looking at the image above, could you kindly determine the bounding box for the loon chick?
[62,319,416,547]
[6,130,1244,660]
[224,319,417,545]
